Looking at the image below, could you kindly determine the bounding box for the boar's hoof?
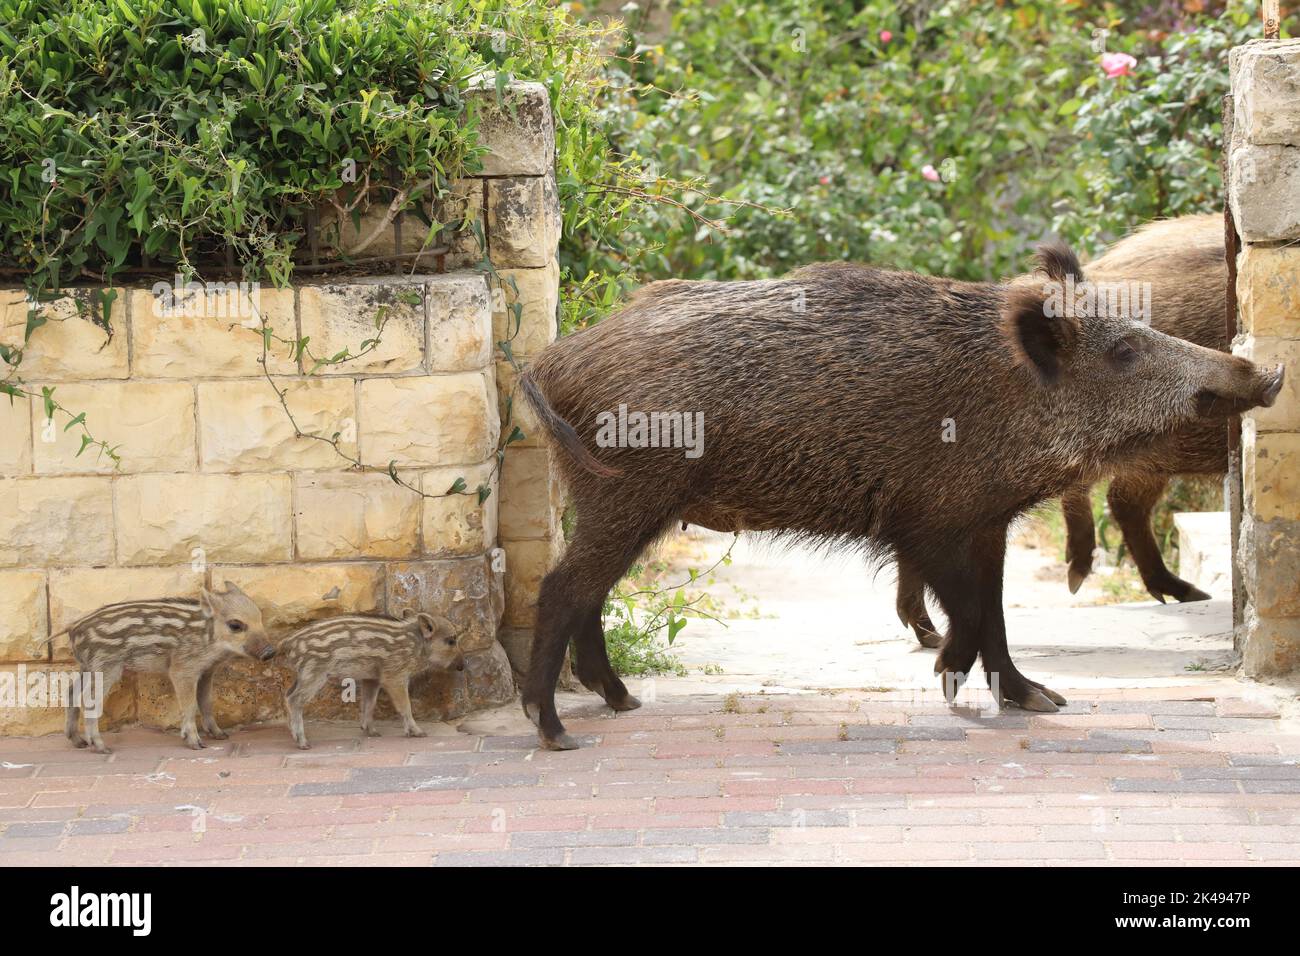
[1067,565,1090,594]
[1002,685,1059,713]
[207,729,229,741]
[913,625,943,649]
[185,739,206,751]
[91,743,113,755]
[405,728,428,738]
[539,731,581,752]
[608,693,642,713]
[935,668,968,703]
[1148,576,1211,604]
[296,741,311,751]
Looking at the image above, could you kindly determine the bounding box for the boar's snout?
[1260,364,1286,407]
[253,642,278,662]
[1195,357,1286,418]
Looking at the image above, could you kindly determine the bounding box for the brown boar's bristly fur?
[517,234,1282,750]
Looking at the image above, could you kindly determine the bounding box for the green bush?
[607,0,1288,285]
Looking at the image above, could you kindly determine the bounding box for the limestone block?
[421,460,499,557]
[298,280,425,375]
[0,571,47,662]
[198,378,356,471]
[1240,607,1300,677]
[0,476,114,567]
[0,288,127,380]
[386,556,503,654]
[136,657,287,729]
[495,359,545,448]
[491,259,559,358]
[31,382,196,475]
[426,273,492,372]
[0,663,135,735]
[131,286,297,377]
[48,566,206,663]
[1229,142,1300,243]
[1231,39,1300,147]
[465,79,555,177]
[502,536,561,629]
[487,173,560,269]
[463,641,516,709]
[1242,425,1300,523]
[433,179,487,269]
[0,394,32,475]
[115,474,292,565]
[294,472,421,560]
[358,373,498,467]
[1236,337,1300,432]
[1237,244,1300,339]
[499,446,561,541]
[216,562,386,633]
[1239,516,1300,620]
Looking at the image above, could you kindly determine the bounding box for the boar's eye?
[227,620,247,633]
[1107,337,1139,370]
[444,637,456,647]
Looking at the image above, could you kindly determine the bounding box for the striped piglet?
[277,610,465,749]
[55,583,275,753]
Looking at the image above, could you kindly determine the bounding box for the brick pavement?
[1,688,1298,866]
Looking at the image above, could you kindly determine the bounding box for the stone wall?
[0,79,562,734]
[1228,39,1300,676]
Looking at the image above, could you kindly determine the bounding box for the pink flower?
[1100,52,1137,78]
[819,175,831,186]
[921,164,940,182]
[879,30,892,44]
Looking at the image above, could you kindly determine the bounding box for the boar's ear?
[415,613,437,639]
[1001,287,1074,385]
[1001,243,1084,386]
[399,607,418,620]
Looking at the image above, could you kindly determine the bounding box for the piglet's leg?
[197,669,228,740]
[170,669,204,749]
[83,664,123,755]
[358,679,382,737]
[383,678,425,738]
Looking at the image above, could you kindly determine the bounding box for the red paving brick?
[0,690,1296,865]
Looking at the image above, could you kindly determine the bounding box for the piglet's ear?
[199,588,218,619]
[416,613,437,640]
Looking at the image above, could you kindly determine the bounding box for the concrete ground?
[2,529,1298,866]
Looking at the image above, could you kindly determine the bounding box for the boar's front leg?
[894,557,943,648]
[919,524,1065,713]
[1108,473,1211,603]
[196,669,229,740]
[1062,483,1098,594]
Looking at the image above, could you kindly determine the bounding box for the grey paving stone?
[725,810,850,828]
[642,827,769,846]
[1028,738,1152,754]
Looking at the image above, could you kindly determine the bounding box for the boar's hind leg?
[523,512,671,751]
[1109,473,1211,603]
[573,606,641,711]
[895,558,943,648]
[1062,484,1098,594]
[921,525,1065,713]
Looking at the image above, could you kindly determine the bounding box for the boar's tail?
[518,371,623,478]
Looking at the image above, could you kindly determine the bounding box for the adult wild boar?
[896,214,1232,649]
[520,244,1284,750]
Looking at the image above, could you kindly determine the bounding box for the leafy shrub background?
[597,0,1289,287]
